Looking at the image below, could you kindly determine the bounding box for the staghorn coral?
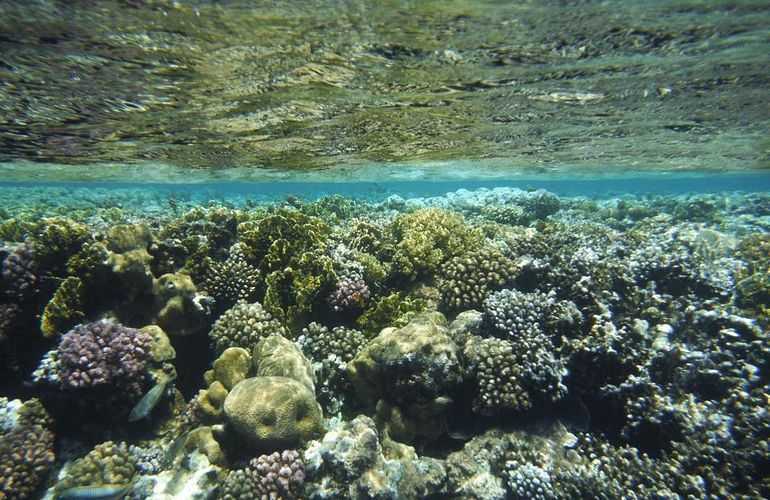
[209,300,287,354]
[220,450,305,500]
[439,246,518,312]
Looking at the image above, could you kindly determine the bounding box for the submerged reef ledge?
[0,185,768,499]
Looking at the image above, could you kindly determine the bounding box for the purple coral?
[327,277,370,313]
[221,449,305,499]
[57,320,153,400]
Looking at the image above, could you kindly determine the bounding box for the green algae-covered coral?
[387,208,482,281]
[238,208,330,273]
[32,217,89,270]
[210,300,286,354]
[262,250,336,331]
[356,291,431,336]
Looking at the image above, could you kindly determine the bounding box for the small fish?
[128,373,176,422]
[54,484,131,500]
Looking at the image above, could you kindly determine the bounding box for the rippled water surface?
[1,0,769,176]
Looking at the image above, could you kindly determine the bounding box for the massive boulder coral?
[252,334,316,393]
[223,376,324,452]
[347,312,463,442]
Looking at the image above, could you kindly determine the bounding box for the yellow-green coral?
[237,208,330,273]
[263,250,335,331]
[41,277,85,338]
[388,208,482,281]
[356,292,429,335]
[55,441,137,491]
[33,217,89,269]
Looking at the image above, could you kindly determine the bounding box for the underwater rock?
[304,415,447,499]
[223,376,324,452]
[152,272,211,336]
[133,448,223,500]
[347,312,463,442]
[252,334,316,393]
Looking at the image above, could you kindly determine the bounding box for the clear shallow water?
[1,0,769,174]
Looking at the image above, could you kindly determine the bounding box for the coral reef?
[0,186,767,498]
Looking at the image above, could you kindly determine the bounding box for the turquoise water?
[1,1,769,499]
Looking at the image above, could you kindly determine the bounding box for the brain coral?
[223,376,324,452]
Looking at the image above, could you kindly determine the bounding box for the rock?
[223,376,323,451]
[347,313,462,441]
[252,334,316,393]
[305,415,447,499]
